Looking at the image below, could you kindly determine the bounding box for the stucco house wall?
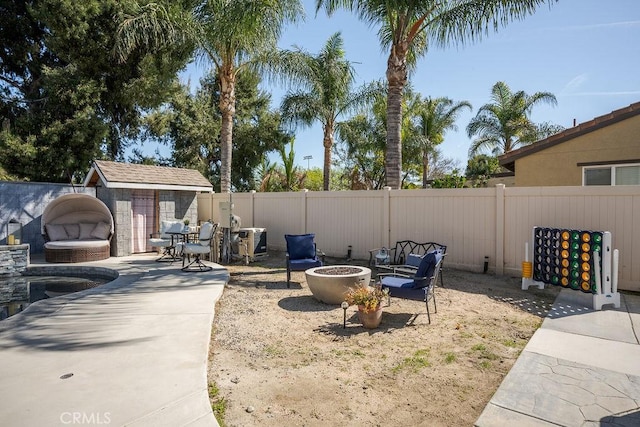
[514,114,640,186]
[499,102,640,187]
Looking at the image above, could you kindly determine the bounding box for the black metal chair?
[370,240,447,287]
[378,251,444,324]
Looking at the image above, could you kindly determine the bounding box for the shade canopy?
[41,193,114,235]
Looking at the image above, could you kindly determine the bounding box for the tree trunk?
[385,42,408,189]
[322,124,334,191]
[422,151,430,188]
[219,65,236,193]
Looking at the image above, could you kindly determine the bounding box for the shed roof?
[83,160,213,192]
[499,101,640,172]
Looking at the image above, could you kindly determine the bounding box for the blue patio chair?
[378,251,444,324]
[285,233,324,288]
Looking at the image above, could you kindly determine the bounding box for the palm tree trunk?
[219,65,236,193]
[322,125,334,191]
[385,43,408,189]
[422,152,430,188]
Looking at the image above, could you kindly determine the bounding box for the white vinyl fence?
[198,185,640,291]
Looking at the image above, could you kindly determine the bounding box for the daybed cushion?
[91,221,111,240]
[44,240,110,249]
[79,223,97,240]
[63,224,80,239]
[46,224,69,241]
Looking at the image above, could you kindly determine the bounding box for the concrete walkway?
[0,254,227,426]
[477,289,640,426]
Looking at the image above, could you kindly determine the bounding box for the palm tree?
[278,139,306,191]
[336,82,388,189]
[466,81,557,156]
[256,156,279,192]
[316,0,557,189]
[413,97,471,188]
[278,33,376,191]
[115,0,304,193]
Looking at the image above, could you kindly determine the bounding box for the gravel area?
[208,252,560,426]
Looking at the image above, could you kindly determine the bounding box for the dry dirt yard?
[208,253,560,426]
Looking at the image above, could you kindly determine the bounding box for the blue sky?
[170,0,640,171]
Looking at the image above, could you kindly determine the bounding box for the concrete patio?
[0,254,227,426]
[477,289,640,426]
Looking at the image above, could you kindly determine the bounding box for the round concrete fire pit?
[305,265,371,305]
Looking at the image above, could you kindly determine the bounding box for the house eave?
[99,181,213,192]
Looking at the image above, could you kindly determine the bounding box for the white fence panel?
[503,186,640,291]
[197,185,640,290]
[254,192,306,250]
[389,188,496,271]
[306,191,385,260]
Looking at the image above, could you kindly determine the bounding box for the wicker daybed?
[41,193,114,263]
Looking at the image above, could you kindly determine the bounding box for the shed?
[83,160,213,257]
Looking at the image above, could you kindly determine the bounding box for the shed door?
[131,190,156,253]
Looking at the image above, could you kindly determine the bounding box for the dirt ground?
[207,253,560,426]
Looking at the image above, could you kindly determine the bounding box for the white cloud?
[559,90,640,97]
[560,74,589,94]
[558,20,640,31]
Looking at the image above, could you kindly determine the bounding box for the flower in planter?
[183,219,190,226]
[345,284,388,313]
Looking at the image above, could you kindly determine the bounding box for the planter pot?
[357,304,383,329]
[305,265,371,305]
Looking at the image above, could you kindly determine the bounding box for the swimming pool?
[0,267,118,320]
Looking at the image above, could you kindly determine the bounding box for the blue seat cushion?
[381,277,427,301]
[386,286,428,302]
[285,234,316,260]
[289,257,322,271]
[380,276,414,289]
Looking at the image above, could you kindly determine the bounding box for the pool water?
[0,275,109,320]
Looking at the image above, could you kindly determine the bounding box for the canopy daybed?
[41,193,114,263]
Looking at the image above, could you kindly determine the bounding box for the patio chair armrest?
[392,265,418,275]
[377,271,414,279]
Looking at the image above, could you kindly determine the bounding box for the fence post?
[383,187,391,248]
[209,193,215,223]
[249,190,256,227]
[495,184,505,275]
[301,189,309,234]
